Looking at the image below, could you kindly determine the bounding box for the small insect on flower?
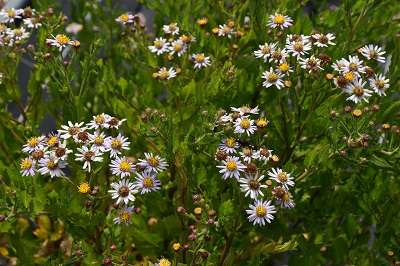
[236,139,258,150]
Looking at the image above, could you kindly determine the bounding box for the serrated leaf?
[219,200,234,218]
[304,149,318,168]
[19,190,32,209]
[369,154,393,169]
[117,76,128,94]
[317,144,331,165]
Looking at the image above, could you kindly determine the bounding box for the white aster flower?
[163,23,179,35]
[20,157,37,177]
[311,33,336,47]
[148,37,170,55]
[23,17,42,29]
[266,13,293,30]
[0,8,23,23]
[268,168,295,190]
[65,22,83,34]
[114,205,135,226]
[108,179,138,205]
[261,67,284,89]
[218,24,235,38]
[44,132,62,148]
[192,53,211,69]
[252,147,273,164]
[75,145,103,172]
[110,156,135,178]
[38,156,67,178]
[254,42,277,62]
[285,40,312,60]
[272,186,295,209]
[106,117,127,129]
[218,138,239,154]
[220,112,242,123]
[233,117,257,136]
[239,147,255,163]
[276,61,294,76]
[86,113,111,129]
[331,58,347,73]
[58,121,87,139]
[46,139,72,162]
[158,67,177,80]
[359,44,386,63]
[115,13,135,25]
[106,133,130,158]
[238,173,267,199]
[299,55,323,73]
[137,152,169,173]
[178,34,196,44]
[6,27,30,40]
[168,40,187,57]
[246,199,276,226]
[342,78,372,104]
[269,48,289,64]
[46,34,74,51]
[89,131,110,152]
[369,74,389,97]
[342,55,365,77]
[22,136,45,153]
[230,105,259,116]
[134,169,162,194]
[216,156,246,180]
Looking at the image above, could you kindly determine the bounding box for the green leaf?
[19,190,32,209]
[117,76,128,94]
[304,149,318,168]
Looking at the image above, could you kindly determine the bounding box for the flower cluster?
[215,105,296,226]
[0,6,41,47]
[21,114,169,226]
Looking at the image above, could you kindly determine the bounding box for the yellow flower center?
[195,54,205,63]
[143,177,154,188]
[226,161,238,171]
[14,28,22,37]
[368,50,378,59]
[293,42,304,52]
[255,205,267,217]
[283,192,290,202]
[257,118,269,128]
[159,70,170,79]
[243,147,252,156]
[194,207,202,215]
[273,14,285,24]
[118,186,129,197]
[6,9,16,18]
[279,62,290,72]
[277,172,288,182]
[158,258,171,266]
[267,72,278,82]
[55,34,70,45]
[221,25,231,34]
[119,13,129,22]
[348,62,358,71]
[94,136,104,145]
[78,183,90,194]
[375,79,385,89]
[119,161,131,172]
[28,137,39,148]
[344,72,355,81]
[111,139,121,150]
[47,136,58,146]
[172,243,181,251]
[225,138,236,148]
[173,43,183,52]
[353,109,362,117]
[21,159,32,170]
[47,160,58,170]
[154,40,164,49]
[197,18,207,26]
[168,23,177,31]
[353,85,364,96]
[240,119,251,129]
[181,35,191,43]
[95,115,105,124]
[148,157,159,167]
[119,211,131,223]
[271,155,279,162]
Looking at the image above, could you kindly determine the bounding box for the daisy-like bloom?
[163,23,179,35]
[268,168,295,190]
[369,74,389,97]
[155,257,171,266]
[266,13,293,30]
[231,105,259,116]
[158,67,177,80]
[216,156,246,180]
[115,13,134,25]
[38,156,67,178]
[108,179,138,205]
[114,205,135,226]
[218,138,239,154]
[286,34,311,44]
[44,132,62,148]
[238,173,267,199]
[261,67,284,90]
[342,78,372,104]
[65,22,83,34]
[0,8,23,23]
[137,152,169,173]
[233,117,257,136]
[20,157,37,177]
[178,34,196,44]
[331,58,347,73]
[86,113,111,129]
[1,35,14,47]
[285,40,312,60]
[256,118,269,128]
[252,147,273,164]
[215,149,229,162]
[359,44,386,64]
[23,17,42,29]
[134,169,162,194]
[6,27,30,40]
[299,55,323,73]
[269,48,289,64]
[239,147,255,163]
[276,61,293,76]
[78,182,90,194]
[272,186,295,209]
[218,24,235,38]
[30,148,46,162]
[75,145,103,172]
[110,156,135,178]
[89,131,110,152]
[311,33,336,47]
[168,40,187,57]
[22,136,45,153]
[196,17,208,27]
[192,53,211,69]
[46,34,74,51]
[342,55,365,77]
[148,37,170,55]
[246,199,276,226]
[106,133,130,158]
[58,121,86,139]
[254,42,278,62]
[220,112,242,123]
[106,117,127,129]
[46,139,72,162]
[74,131,90,144]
